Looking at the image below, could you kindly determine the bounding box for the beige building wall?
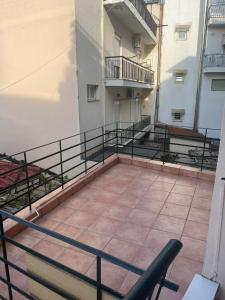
[0,0,80,155]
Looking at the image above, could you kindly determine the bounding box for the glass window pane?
[211,79,225,91]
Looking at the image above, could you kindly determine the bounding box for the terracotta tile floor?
[0,163,214,300]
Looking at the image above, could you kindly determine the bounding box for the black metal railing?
[117,124,220,172]
[0,210,182,300]
[103,0,157,35]
[204,54,225,68]
[0,121,220,215]
[209,2,225,24]
[129,0,157,35]
[105,56,154,84]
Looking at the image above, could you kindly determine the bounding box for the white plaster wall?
[159,0,204,127]
[0,0,80,155]
[198,27,225,136]
[203,105,225,299]
[198,74,225,136]
[75,0,105,132]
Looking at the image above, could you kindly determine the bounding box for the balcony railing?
[204,54,225,68]
[209,3,225,24]
[105,56,154,85]
[103,0,157,35]
[129,0,157,35]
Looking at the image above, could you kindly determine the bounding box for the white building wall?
[159,0,204,128]
[198,26,225,135]
[75,0,105,133]
[0,0,80,155]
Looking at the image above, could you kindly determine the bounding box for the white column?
[203,105,225,299]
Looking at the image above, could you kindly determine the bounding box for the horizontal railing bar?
[0,256,78,300]
[0,275,36,300]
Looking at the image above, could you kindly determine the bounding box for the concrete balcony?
[103,0,157,45]
[204,54,225,73]
[208,2,225,27]
[105,56,154,88]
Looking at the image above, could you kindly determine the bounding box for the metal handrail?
[0,210,182,300]
[105,56,154,84]
[204,54,225,68]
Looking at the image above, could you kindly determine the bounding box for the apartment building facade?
[158,0,225,137]
[76,0,160,134]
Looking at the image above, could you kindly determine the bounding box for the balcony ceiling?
[104,0,157,45]
[204,67,225,73]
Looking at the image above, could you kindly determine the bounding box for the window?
[175,73,185,84]
[177,31,187,41]
[175,25,190,41]
[211,79,225,91]
[126,88,133,98]
[87,85,98,101]
[172,109,185,122]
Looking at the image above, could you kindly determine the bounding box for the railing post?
[116,122,119,154]
[59,140,64,190]
[24,151,32,211]
[96,256,102,300]
[132,123,135,158]
[162,127,167,165]
[83,132,87,174]
[102,126,105,164]
[0,214,13,300]
[201,128,208,171]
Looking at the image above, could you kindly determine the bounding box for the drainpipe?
[193,0,210,131]
[154,2,164,124]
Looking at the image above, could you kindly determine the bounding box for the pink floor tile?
[80,199,110,215]
[149,181,174,192]
[25,217,60,239]
[91,216,122,235]
[172,185,196,196]
[145,229,180,252]
[45,223,82,247]
[115,222,150,245]
[128,208,157,227]
[161,203,189,220]
[34,240,65,260]
[143,189,169,202]
[166,193,193,207]
[86,261,128,291]
[104,238,140,263]
[103,181,129,195]
[153,215,185,235]
[65,210,98,228]
[180,236,206,262]
[58,248,94,273]
[169,256,203,293]
[188,207,210,224]
[115,193,140,208]
[103,204,131,221]
[175,176,198,187]
[191,195,212,210]
[183,221,209,241]
[119,272,140,295]
[137,199,164,214]
[46,206,75,221]
[156,173,178,183]
[76,230,111,250]
[132,247,159,269]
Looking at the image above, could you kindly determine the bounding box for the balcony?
[208,2,225,26]
[105,56,154,88]
[103,0,157,44]
[204,54,225,73]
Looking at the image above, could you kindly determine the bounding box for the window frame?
[87,84,99,102]
[211,79,225,91]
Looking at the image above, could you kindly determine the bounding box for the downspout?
[154,2,164,124]
[193,0,210,131]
